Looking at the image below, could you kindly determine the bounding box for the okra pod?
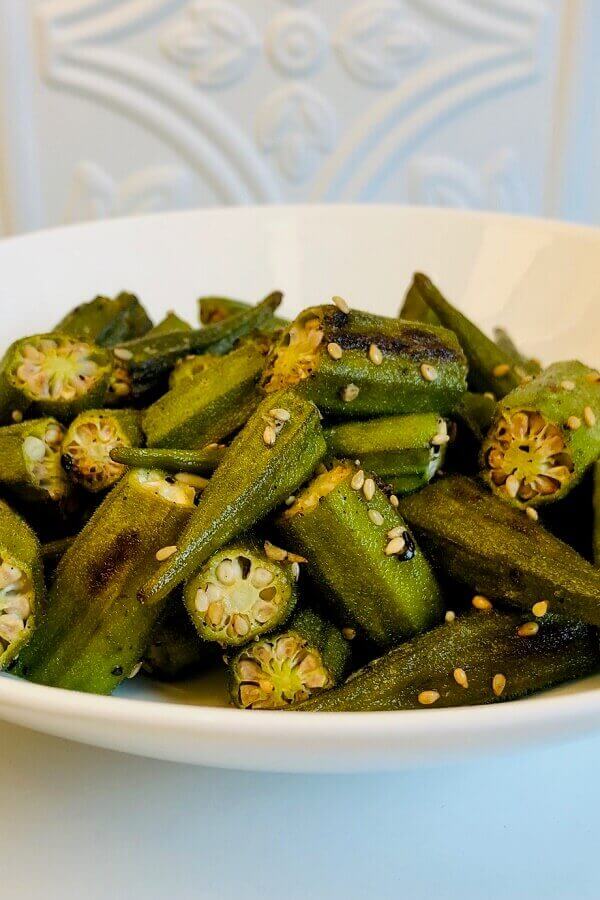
[168,353,219,391]
[41,535,75,563]
[198,295,288,329]
[55,291,153,346]
[143,607,212,681]
[399,475,600,626]
[399,276,441,325]
[139,388,326,605]
[0,499,44,669]
[0,418,69,502]
[297,611,600,711]
[143,345,265,449]
[0,333,113,422]
[111,444,225,475]
[229,608,350,709]
[413,273,526,396]
[453,391,496,442]
[493,327,541,378]
[279,462,442,646]
[13,469,198,694]
[262,303,467,416]
[324,413,447,492]
[61,408,143,492]
[146,311,191,337]
[594,462,600,567]
[482,361,600,507]
[184,538,298,647]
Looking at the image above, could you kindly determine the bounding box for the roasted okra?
[0,418,69,502]
[55,292,153,346]
[0,499,44,668]
[61,408,143,492]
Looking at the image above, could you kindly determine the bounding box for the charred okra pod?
[399,475,600,627]
[399,276,441,325]
[13,469,198,694]
[0,418,69,502]
[184,538,298,647]
[143,607,212,680]
[168,353,219,390]
[482,361,600,507]
[55,291,153,346]
[146,311,191,337]
[262,302,467,417]
[111,444,225,475]
[297,611,600,711]
[143,345,264,449]
[279,462,442,646]
[0,499,44,668]
[324,413,448,493]
[229,608,350,709]
[61,408,143,492]
[139,388,326,606]
[0,333,113,422]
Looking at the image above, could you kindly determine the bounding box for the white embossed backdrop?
[0,0,598,234]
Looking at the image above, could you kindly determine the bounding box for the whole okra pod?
[296,611,600,711]
[262,302,467,416]
[399,475,600,627]
[143,607,213,681]
[0,499,44,669]
[61,408,143,492]
[198,295,289,329]
[229,608,350,709]
[324,413,448,493]
[145,311,191,337]
[55,291,153,346]
[12,469,198,694]
[138,388,326,606]
[482,361,600,507]
[0,418,69,502]
[184,538,298,647]
[111,444,225,475]
[0,333,113,422]
[279,462,443,646]
[399,276,441,325]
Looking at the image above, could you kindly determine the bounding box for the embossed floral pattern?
[266,11,328,77]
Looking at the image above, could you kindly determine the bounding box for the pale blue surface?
[1,722,597,899]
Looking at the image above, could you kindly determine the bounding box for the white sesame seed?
[290,562,300,581]
[561,380,575,391]
[431,433,450,446]
[114,347,133,361]
[517,621,539,637]
[285,495,296,506]
[532,601,548,617]
[453,668,468,688]
[493,363,510,377]
[263,425,277,446]
[369,344,383,365]
[363,478,376,501]
[174,472,209,489]
[327,342,343,360]
[387,526,403,538]
[483,392,496,401]
[418,690,440,706]
[368,509,384,526]
[420,363,437,382]
[341,383,360,403]
[342,627,356,640]
[332,295,350,314]
[270,408,291,422]
[264,541,288,562]
[492,674,506,697]
[385,536,406,556]
[472,595,492,611]
[526,507,539,521]
[584,406,596,427]
[156,545,177,561]
[567,416,581,430]
[445,610,456,623]
[11,410,23,423]
[351,469,365,491]
[127,662,142,679]
[389,494,399,508]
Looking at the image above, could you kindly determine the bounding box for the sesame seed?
[387,526,404,538]
[483,392,496,401]
[369,344,383,365]
[493,363,510,377]
[332,295,350,314]
[431,433,450,446]
[532,601,548,617]
[269,408,290,422]
[517,621,539,637]
[327,342,343,360]
[156,545,177,561]
[385,536,406,556]
[290,562,300,581]
[418,690,440,706]
[341,384,360,403]
[472,595,492,611]
[567,416,581,430]
[174,472,209,489]
[368,509,384,526]
[113,347,133,361]
[505,474,520,499]
[584,406,596,427]
[11,410,23,423]
[285,495,296,506]
[453,668,468,688]
[128,662,142,679]
[561,380,575,391]
[389,494,399,508]
[363,478,375,501]
[264,541,288,561]
[420,363,437,382]
[342,627,356,640]
[526,507,539,521]
[492,674,506,697]
[445,610,456,623]
[351,470,365,491]
[263,425,277,446]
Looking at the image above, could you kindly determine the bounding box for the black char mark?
[86,529,141,593]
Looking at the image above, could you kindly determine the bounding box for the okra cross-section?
[138,388,326,606]
[482,361,600,507]
[61,408,143,493]
[262,303,467,417]
[0,417,69,503]
[279,462,443,646]
[0,499,44,669]
[12,468,197,694]
[0,333,113,422]
[229,609,350,709]
[184,539,298,647]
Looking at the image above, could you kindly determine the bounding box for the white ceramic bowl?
[0,205,599,772]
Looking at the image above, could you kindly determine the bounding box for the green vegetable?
[229,608,350,709]
[184,538,298,647]
[399,276,441,325]
[493,327,542,378]
[111,444,225,475]
[61,408,143,492]
[198,295,288,329]
[138,388,326,606]
[296,611,600,711]
[399,475,600,626]
[168,354,219,391]
[262,303,467,417]
[454,392,497,442]
[55,292,153,347]
[41,535,75,563]
[482,361,600,507]
[279,462,442,646]
[0,418,69,502]
[145,311,191,338]
[594,462,600,566]
[13,469,198,694]
[143,607,212,681]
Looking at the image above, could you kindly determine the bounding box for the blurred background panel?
[0,0,598,235]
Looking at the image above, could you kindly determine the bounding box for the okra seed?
[155,545,177,561]
[269,408,291,422]
[251,567,274,589]
[174,472,209,490]
[584,406,596,427]
[505,474,520,499]
[517,621,539,637]
[216,560,237,586]
[368,509,384,526]
[363,478,376,501]
[453,668,468,689]
[369,344,383,365]
[206,583,223,603]
[11,410,23,423]
[351,469,365,491]
[232,615,250,636]
[561,380,576,391]
[341,384,360,403]
[23,436,47,462]
[327,342,343,360]
[263,425,277,446]
[208,601,225,626]
[526,507,539,522]
[195,589,209,612]
[492,674,506,697]
[567,416,581,430]
[418,690,440,705]
[285,495,296,506]
[387,526,403,538]
[420,364,437,382]
[532,601,548,617]
[113,347,133,361]
[389,494,399,508]
[493,363,510,377]
[342,627,356,640]
[264,541,288,562]
[385,536,406,556]
[128,662,142,679]
[445,610,456,623]
[290,562,300,581]
[332,295,350,314]
[472,595,492,611]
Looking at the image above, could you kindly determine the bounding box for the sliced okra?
[184,539,298,647]
[324,413,447,493]
[0,499,44,669]
[399,276,441,325]
[297,611,600,711]
[229,609,350,709]
[399,475,600,627]
[111,444,225,475]
[0,417,69,502]
[61,408,143,493]
[262,303,467,416]
[146,311,191,337]
[12,468,198,694]
[139,388,326,606]
[143,345,264,449]
[595,462,600,567]
[0,333,113,422]
[55,291,153,347]
[168,353,219,391]
[279,462,442,646]
[143,607,213,681]
[482,361,600,508]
